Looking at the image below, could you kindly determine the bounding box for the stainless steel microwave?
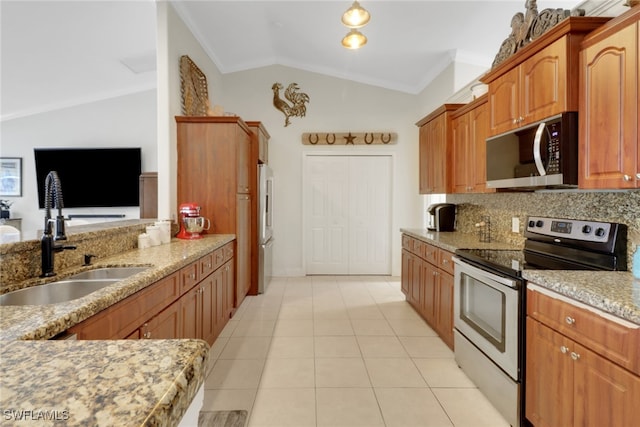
[485,112,578,189]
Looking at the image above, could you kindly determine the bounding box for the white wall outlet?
[512,217,520,233]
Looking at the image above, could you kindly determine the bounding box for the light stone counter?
[0,234,234,427]
[0,339,208,427]
[400,229,640,325]
[400,228,521,252]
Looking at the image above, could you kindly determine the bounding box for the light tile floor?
[201,276,510,427]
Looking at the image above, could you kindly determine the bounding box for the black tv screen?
[34,148,142,208]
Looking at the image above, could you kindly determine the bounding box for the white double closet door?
[304,154,391,275]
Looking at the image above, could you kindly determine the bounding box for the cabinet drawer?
[200,252,216,278]
[213,247,225,270]
[180,262,199,294]
[527,286,640,375]
[223,242,234,262]
[422,243,438,265]
[437,249,455,275]
[402,235,412,251]
[70,272,180,340]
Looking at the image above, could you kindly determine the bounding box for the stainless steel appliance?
[486,112,578,189]
[427,203,456,231]
[258,164,274,293]
[453,216,627,427]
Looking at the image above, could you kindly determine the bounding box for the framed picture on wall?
[0,157,22,196]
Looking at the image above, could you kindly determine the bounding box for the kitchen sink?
[0,279,118,306]
[67,266,150,281]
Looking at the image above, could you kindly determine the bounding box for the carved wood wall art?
[180,55,210,116]
[272,82,310,127]
[492,0,584,68]
[301,132,397,145]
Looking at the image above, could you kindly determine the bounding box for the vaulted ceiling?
[1,1,589,121]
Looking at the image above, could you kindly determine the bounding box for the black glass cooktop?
[455,249,528,277]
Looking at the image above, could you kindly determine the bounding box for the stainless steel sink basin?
[67,266,149,281]
[0,279,118,306]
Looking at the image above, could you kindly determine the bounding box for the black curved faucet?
[41,171,76,277]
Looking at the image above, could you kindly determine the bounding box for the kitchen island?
[0,232,236,426]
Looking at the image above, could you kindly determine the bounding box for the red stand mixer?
[176,202,210,240]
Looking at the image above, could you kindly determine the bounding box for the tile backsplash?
[447,190,640,265]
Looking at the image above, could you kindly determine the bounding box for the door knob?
[565,316,575,325]
[560,345,569,354]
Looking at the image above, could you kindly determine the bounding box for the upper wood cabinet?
[579,7,639,189]
[176,116,255,305]
[451,94,491,193]
[416,104,464,194]
[247,121,270,164]
[481,17,610,137]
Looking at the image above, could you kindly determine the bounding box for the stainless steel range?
[453,216,627,427]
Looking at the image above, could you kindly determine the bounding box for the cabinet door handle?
[565,316,575,325]
[189,273,196,279]
[570,352,580,361]
[623,174,632,182]
[560,345,569,354]
[636,173,640,180]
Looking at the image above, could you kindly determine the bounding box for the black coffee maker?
[427,203,456,231]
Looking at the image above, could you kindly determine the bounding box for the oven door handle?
[453,257,519,290]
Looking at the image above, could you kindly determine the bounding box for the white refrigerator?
[258,164,273,293]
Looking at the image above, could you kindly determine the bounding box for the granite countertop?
[400,229,640,325]
[0,234,234,427]
[0,339,208,427]
[400,228,521,252]
[0,234,235,341]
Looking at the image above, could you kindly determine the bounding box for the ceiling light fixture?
[341,1,370,29]
[341,29,367,49]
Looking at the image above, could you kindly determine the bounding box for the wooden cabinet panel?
[526,317,574,427]
[180,284,201,340]
[526,286,640,427]
[200,273,216,346]
[435,271,454,349]
[235,194,251,308]
[177,116,260,300]
[487,68,520,136]
[139,172,158,219]
[528,287,640,375]
[180,262,199,295]
[574,342,640,427]
[247,121,270,165]
[416,104,463,194]
[222,260,234,320]
[141,299,181,340]
[400,235,455,350]
[580,18,639,189]
[69,271,180,339]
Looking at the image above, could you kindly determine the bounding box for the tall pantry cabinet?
[176,116,253,309]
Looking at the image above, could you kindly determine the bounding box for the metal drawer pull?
[565,316,575,325]
[560,345,569,354]
[570,352,580,361]
[623,174,632,182]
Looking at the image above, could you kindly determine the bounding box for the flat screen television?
[34,148,142,208]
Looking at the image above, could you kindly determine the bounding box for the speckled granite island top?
[0,234,235,341]
[0,339,208,427]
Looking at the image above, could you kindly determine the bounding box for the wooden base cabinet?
[400,234,454,349]
[579,7,639,189]
[526,286,640,427]
[70,242,235,346]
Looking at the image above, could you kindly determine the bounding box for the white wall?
[0,90,157,237]
[156,2,225,221]
[218,65,423,276]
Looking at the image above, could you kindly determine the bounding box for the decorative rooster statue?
[271,82,310,127]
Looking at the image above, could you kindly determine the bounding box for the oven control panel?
[526,216,611,242]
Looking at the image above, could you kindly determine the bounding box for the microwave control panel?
[546,122,561,174]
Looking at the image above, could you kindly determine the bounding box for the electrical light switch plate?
[512,217,520,233]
